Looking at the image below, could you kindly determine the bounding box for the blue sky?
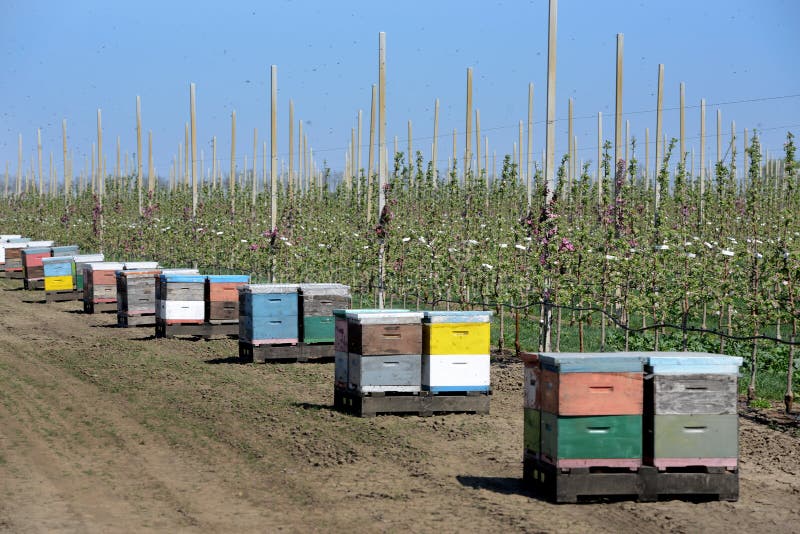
[1,0,798,182]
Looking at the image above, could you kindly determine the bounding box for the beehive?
[1,241,30,272]
[42,256,75,291]
[73,254,105,291]
[238,284,300,344]
[83,262,125,303]
[299,284,351,344]
[523,352,645,469]
[51,245,79,257]
[116,269,162,317]
[205,275,250,322]
[0,236,23,266]
[124,261,159,270]
[643,352,743,470]
[21,247,52,281]
[345,311,424,393]
[156,273,206,324]
[333,308,409,389]
[422,311,492,393]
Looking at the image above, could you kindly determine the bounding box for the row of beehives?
[522,351,742,471]
[333,309,492,395]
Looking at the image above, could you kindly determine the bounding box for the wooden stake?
[270,65,278,232]
[357,109,363,188]
[288,100,294,198]
[679,82,686,167]
[432,98,439,184]
[527,83,534,205]
[184,123,190,188]
[614,34,624,170]
[597,112,602,199]
[542,0,557,352]
[136,96,143,212]
[62,120,69,202]
[230,110,236,216]
[475,109,481,178]
[700,99,706,222]
[378,31,387,309]
[212,136,217,190]
[190,84,198,216]
[654,64,664,219]
[37,128,43,195]
[366,88,376,217]
[464,67,473,179]
[148,131,154,194]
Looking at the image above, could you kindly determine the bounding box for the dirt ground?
[0,279,798,533]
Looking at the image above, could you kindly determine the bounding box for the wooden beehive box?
[73,254,105,291]
[643,352,742,469]
[348,353,422,393]
[117,269,162,315]
[238,284,300,344]
[205,275,249,322]
[21,247,52,280]
[421,311,492,393]
[51,245,79,257]
[298,284,351,344]
[346,311,423,356]
[83,262,125,303]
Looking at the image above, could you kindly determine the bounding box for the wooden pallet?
[7,270,24,280]
[334,387,490,418]
[45,290,82,303]
[83,301,118,314]
[117,313,156,327]
[155,320,238,339]
[239,342,334,363]
[523,451,738,503]
[23,279,44,290]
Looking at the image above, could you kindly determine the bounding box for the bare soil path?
[0,279,798,533]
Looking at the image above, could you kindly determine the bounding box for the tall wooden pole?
[230,110,236,217]
[367,87,376,221]
[542,0,557,352]
[464,67,473,180]
[17,134,22,197]
[407,121,413,184]
[270,65,278,232]
[288,100,294,198]
[699,99,706,222]
[654,64,664,219]
[716,108,722,166]
[357,109,363,188]
[597,112,602,200]
[298,120,303,193]
[212,136,217,190]
[645,127,650,186]
[679,82,686,167]
[62,120,69,202]
[96,110,103,199]
[743,128,749,181]
[190,84,198,217]
[432,98,439,185]
[475,109,481,178]
[378,31,387,309]
[252,127,258,208]
[148,131,154,194]
[135,96,142,212]
[568,98,574,194]
[614,33,624,169]
[527,83,534,206]
[37,128,43,195]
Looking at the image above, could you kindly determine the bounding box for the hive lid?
[160,268,200,274]
[239,283,300,294]
[642,351,743,374]
[299,283,350,297]
[42,256,73,264]
[422,310,493,323]
[333,308,409,318]
[26,241,54,248]
[206,274,250,283]
[536,352,645,373]
[0,235,22,241]
[84,262,126,271]
[73,253,105,263]
[52,245,79,253]
[158,273,207,283]
[117,269,162,277]
[2,241,30,248]
[124,261,159,269]
[345,310,423,325]
[21,247,52,254]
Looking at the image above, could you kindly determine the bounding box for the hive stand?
[155,320,238,339]
[334,387,490,418]
[83,301,118,314]
[45,289,82,303]
[239,342,334,363]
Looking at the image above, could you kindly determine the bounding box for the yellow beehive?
[423,322,490,355]
[44,275,74,291]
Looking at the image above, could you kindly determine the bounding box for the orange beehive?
[539,369,643,416]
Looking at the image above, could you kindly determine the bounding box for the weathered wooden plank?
[648,414,738,461]
[540,412,642,465]
[348,323,422,355]
[540,370,643,416]
[651,374,737,415]
[348,353,421,392]
[155,320,238,339]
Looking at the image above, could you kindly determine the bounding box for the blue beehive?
[51,245,80,257]
[42,256,73,277]
[238,284,300,345]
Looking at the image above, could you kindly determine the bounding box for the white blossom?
[468,239,478,245]
[481,263,493,270]
[499,243,508,248]
[687,253,697,259]
[515,244,527,251]
[402,237,411,243]
[721,249,734,257]
[605,255,617,261]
